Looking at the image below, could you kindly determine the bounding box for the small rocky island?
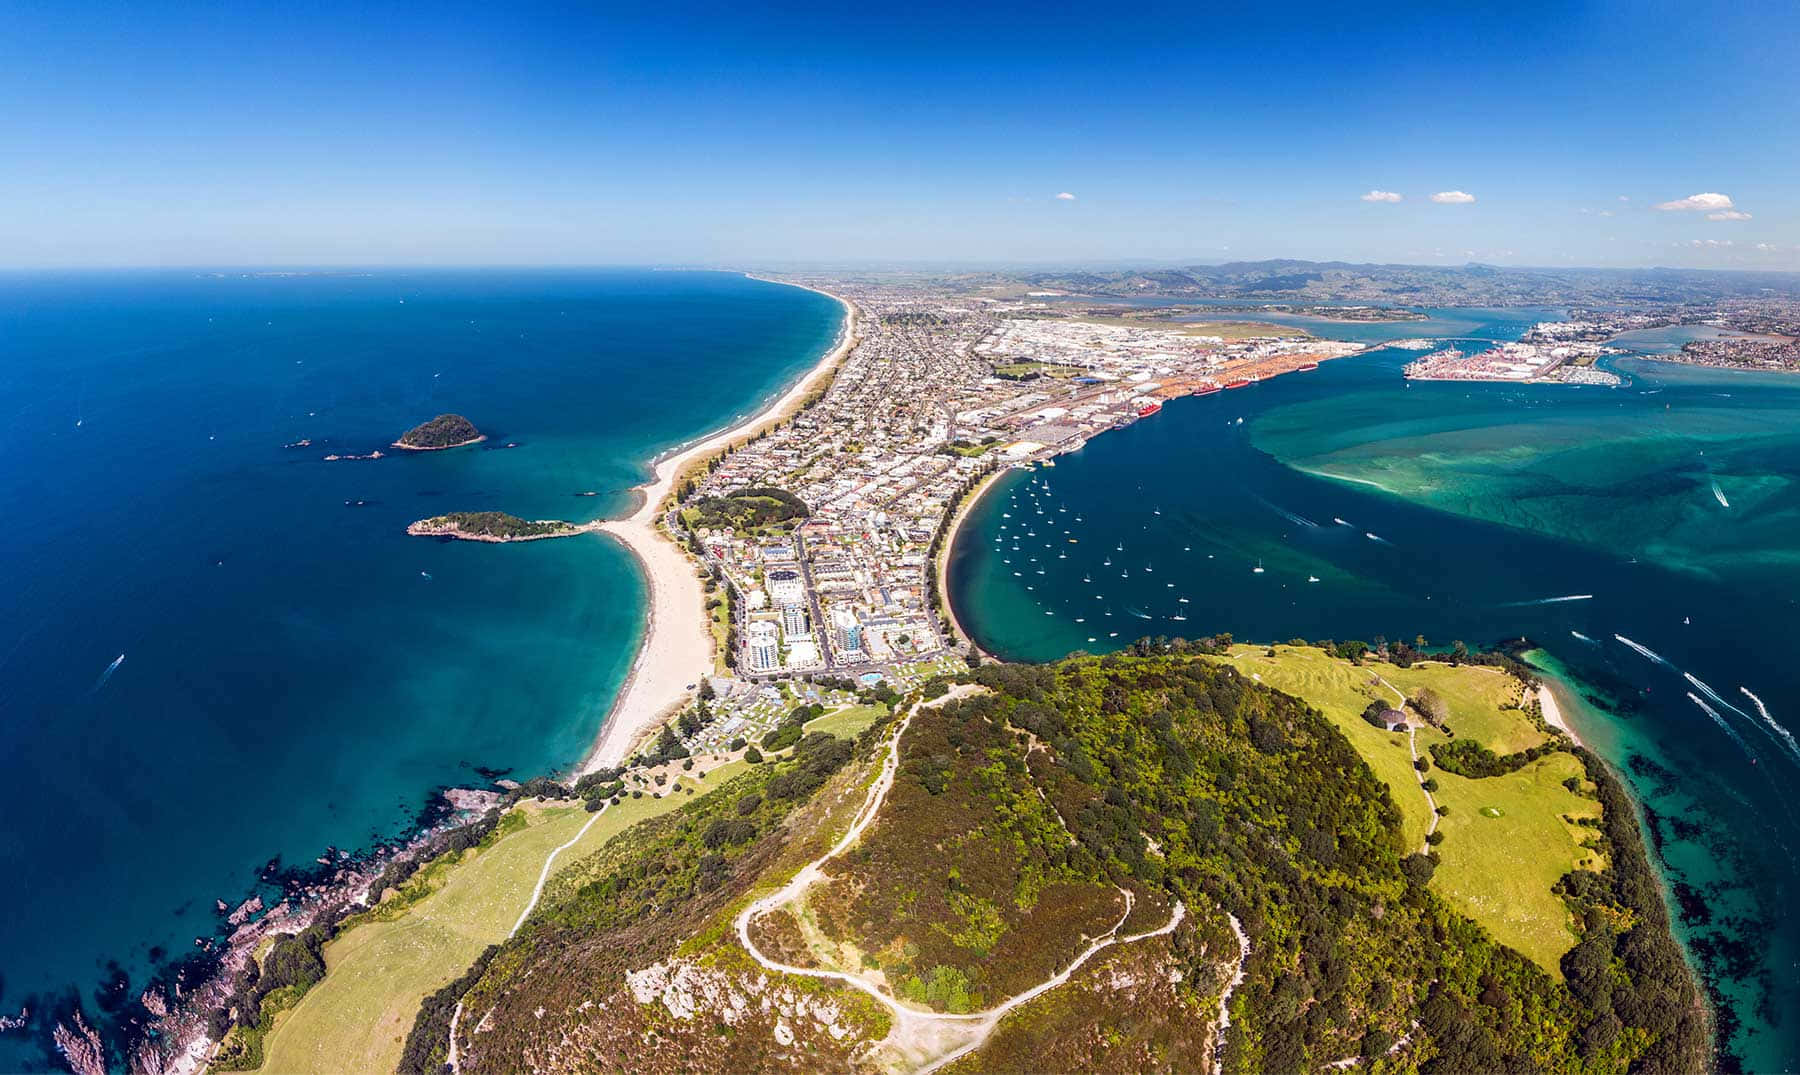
[393,413,485,451]
[407,511,598,543]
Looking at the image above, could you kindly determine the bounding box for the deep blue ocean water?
[0,269,841,1069]
[950,310,1800,1071]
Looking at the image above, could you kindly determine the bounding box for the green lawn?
[1380,662,1547,754]
[804,703,887,740]
[1213,645,1593,973]
[1218,646,1435,847]
[1429,752,1599,971]
[253,766,748,1074]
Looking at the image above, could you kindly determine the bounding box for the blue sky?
[1,0,1795,268]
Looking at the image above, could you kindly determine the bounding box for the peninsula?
[406,511,596,542]
[392,413,485,450]
[573,275,1379,773]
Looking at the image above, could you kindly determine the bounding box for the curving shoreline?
[579,279,856,773]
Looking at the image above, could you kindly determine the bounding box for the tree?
[698,678,716,701]
[1410,687,1449,726]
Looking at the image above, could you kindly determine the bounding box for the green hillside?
[229,650,1707,1074]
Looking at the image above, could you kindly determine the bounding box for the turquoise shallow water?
[950,310,1799,1071]
[0,269,841,1069]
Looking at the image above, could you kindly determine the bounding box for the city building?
[747,621,780,673]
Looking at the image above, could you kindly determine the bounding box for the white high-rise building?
[832,607,863,655]
[747,621,780,673]
[780,603,810,640]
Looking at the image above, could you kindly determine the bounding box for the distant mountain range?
[939,259,1800,307]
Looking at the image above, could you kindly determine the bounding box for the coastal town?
[604,279,1364,756]
[402,277,1800,766]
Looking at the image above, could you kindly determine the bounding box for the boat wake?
[1688,692,1757,759]
[1569,630,1596,643]
[92,653,125,693]
[1501,594,1593,607]
[1741,687,1800,763]
[1125,607,1153,620]
[1364,532,1391,545]
[1253,497,1319,529]
[1712,481,1730,508]
[1614,634,1669,666]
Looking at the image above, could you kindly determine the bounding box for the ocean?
[948,309,1800,1072]
[0,268,842,1070]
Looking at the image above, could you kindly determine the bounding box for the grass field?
[993,360,1089,379]
[1214,645,1593,972]
[803,703,886,740]
[253,765,749,1074]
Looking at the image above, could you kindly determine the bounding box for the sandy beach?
[580,282,856,772]
[934,468,1006,660]
[1538,682,1584,746]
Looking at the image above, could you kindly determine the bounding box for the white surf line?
[1741,687,1800,762]
[1377,675,1438,850]
[1211,913,1250,1074]
[511,802,609,937]
[734,684,1186,1072]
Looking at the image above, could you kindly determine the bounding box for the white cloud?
[1686,238,1735,247]
[1618,195,1631,202]
[1430,190,1476,204]
[1600,210,1615,217]
[1360,190,1402,203]
[1706,210,1752,221]
[1053,192,1076,201]
[1756,242,1780,252]
[1656,192,1734,211]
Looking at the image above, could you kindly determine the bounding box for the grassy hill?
[229,650,1707,1074]
[1209,645,1600,971]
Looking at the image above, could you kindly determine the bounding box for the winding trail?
[449,797,616,1072]
[732,684,1187,1072]
[1378,675,1439,851]
[1211,912,1250,1073]
[510,805,608,936]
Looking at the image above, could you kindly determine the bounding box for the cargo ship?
[1136,400,1163,417]
[1295,362,1319,372]
[1194,383,1222,396]
[1223,378,1251,390]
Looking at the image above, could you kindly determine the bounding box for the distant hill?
[939,260,1800,307]
[393,413,484,450]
